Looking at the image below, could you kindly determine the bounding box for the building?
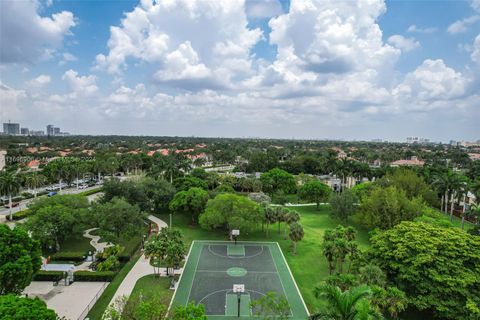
[391,156,425,167]
[54,127,60,135]
[3,122,20,135]
[30,130,45,136]
[406,136,429,144]
[47,125,54,136]
[20,128,29,135]
[0,150,6,170]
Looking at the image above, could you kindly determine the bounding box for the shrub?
[33,271,64,282]
[50,252,86,262]
[74,271,116,282]
[6,210,29,221]
[79,188,102,197]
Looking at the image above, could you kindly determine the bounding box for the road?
[0,185,101,216]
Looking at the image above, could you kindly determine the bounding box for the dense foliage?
[0,225,42,295]
[0,295,58,320]
[370,222,480,319]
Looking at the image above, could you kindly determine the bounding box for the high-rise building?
[30,130,45,136]
[54,127,60,135]
[3,122,20,135]
[20,128,29,135]
[46,124,54,136]
[406,136,430,144]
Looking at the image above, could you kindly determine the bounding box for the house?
[390,156,425,167]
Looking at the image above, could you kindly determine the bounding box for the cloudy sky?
[1,0,479,142]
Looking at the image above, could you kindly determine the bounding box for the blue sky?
[1,0,479,142]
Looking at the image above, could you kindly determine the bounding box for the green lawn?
[157,205,371,314]
[129,274,174,306]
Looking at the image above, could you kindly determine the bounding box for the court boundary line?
[275,242,310,316]
[186,241,203,305]
[168,240,194,314]
[267,245,293,317]
[196,269,278,274]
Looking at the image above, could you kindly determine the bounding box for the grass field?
[129,274,173,306]
[158,205,371,313]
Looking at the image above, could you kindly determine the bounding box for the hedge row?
[51,252,87,262]
[6,210,29,221]
[79,188,103,197]
[33,271,64,281]
[74,271,116,282]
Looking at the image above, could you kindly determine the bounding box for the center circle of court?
[227,267,248,277]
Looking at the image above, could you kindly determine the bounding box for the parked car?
[4,202,20,208]
[78,184,88,190]
[47,192,58,197]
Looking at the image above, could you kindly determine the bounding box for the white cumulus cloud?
[447,15,480,34]
[0,0,75,64]
[388,35,420,52]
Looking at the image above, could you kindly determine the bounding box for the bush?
[6,210,29,221]
[33,271,64,282]
[74,271,116,282]
[51,252,86,262]
[79,188,102,197]
[21,192,34,199]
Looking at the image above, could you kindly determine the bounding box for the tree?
[0,225,42,295]
[169,187,209,224]
[329,189,357,224]
[26,204,83,251]
[322,226,358,275]
[145,228,185,277]
[24,172,46,197]
[264,206,277,237]
[371,286,408,320]
[0,295,58,320]
[248,192,272,206]
[93,198,147,242]
[251,292,290,320]
[173,176,208,191]
[285,210,300,239]
[0,170,21,220]
[170,302,207,320]
[260,168,296,195]
[370,221,480,319]
[141,178,176,213]
[358,185,425,230]
[199,193,263,234]
[28,194,89,215]
[288,222,304,254]
[311,284,380,320]
[104,293,168,320]
[298,180,331,209]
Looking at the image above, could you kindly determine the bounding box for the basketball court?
[171,241,309,319]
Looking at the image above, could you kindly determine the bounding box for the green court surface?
[171,241,309,319]
[227,244,245,256]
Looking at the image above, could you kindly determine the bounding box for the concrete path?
[83,228,113,253]
[106,215,173,310]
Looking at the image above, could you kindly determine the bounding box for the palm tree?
[25,172,46,197]
[288,222,304,255]
[144,238,165,278]
[284,210,300,239]
[464,203,480,230]
[311,284,380,320]
[0,171,21,220]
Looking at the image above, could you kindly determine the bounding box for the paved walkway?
[106,215,174,310]
[83,228,113,253]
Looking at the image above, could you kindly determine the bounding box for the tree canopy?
[199,193,263,234]
[0,226,42,295]
[169,187,209,224]
[370,221,480,319]
[260,168,297,195]
[298,180,331,209]
[0,295,58,320]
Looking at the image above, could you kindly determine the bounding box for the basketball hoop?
[233,284,245,318]
[232,229,240,245]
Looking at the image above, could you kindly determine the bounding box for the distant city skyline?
[1,0,479,141]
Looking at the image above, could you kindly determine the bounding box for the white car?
[78,184,88,189]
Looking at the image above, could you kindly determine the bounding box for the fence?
[77,281,109,320]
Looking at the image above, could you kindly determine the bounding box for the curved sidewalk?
[106,215,173,310]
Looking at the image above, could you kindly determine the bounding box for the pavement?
[106,215,180,309]
[83,227,113,253]
[23,281,108,320]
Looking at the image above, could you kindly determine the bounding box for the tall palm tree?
[0,171,21,220]
[311,284,380,320]
[288,222,304,255]
[25,172,46,197]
